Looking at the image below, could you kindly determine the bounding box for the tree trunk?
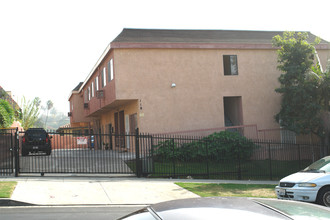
[321,111,330,157]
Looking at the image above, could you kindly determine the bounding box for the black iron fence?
[17,130,138,175]
[138,133,328,180]
[0,128,328,180]
[0,129,15,175]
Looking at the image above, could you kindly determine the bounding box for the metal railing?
[0,128,328,180]
[136,133,328,180]
[0,128,16,176]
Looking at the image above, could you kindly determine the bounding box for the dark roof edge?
[72,82,83,92]
[111,28,329,48]
[110,42,330,50]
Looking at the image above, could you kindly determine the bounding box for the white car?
[275,156,330,207]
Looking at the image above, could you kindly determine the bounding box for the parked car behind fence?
[21,128,52,156]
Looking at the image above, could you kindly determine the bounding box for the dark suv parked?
[22,128,52,156]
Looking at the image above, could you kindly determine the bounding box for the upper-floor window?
[95,76,99,91]
[108,59,113,82]
[84,90,88,103]
[101,67,106,88]
[223,55,238,75]
[91,82,94,97]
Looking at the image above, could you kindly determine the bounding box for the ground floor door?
[114,111,125,148]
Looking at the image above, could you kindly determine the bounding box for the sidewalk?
[0,175,278,206]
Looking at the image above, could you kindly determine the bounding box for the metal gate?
[0,129,15,176]
[17,130,143,175]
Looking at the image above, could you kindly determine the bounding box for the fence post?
[10,129,14,174]
[109,124,113,150]
[172,138,176,178]
[14,128,19,177]
[237,144,242,180]
[297,144,301,170]
[135,128,141,177]
[268,141,273,180]
[206,140,210,179]
[99,128,102,150]
[150,135,155,175]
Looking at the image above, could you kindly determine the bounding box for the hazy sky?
[1,0,330,114]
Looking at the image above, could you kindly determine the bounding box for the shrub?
[153,131,256,162]
[0,100,14,128]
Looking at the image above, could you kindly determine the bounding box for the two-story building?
[68,29,330,144]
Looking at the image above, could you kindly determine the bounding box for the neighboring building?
[0,86,20,112]
[68,29,330,141]
[0,85,23,130]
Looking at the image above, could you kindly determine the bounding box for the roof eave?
[78,43,112,93]
[110,42,330,50]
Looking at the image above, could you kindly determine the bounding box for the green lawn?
[176,183,277,198]
[139,159,311,180]
[0,181,17,198]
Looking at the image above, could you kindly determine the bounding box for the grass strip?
[176,183,277,198]
[0,181,17,198]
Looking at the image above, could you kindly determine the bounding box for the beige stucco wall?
[99,100,138,133]
[69,93,92,124]
[113,48,287,134]
[79,45,329,135]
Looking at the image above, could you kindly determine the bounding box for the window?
[223,55,238,75]
[84,90,88,103]
[91,82,94,97]
[95,76,99,91]
[101,67,106,88]
[88,87,91,101]
[108,59,113,82]
[104,67,107,86]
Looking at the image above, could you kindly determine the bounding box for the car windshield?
[255,199,330,219]
[301,156,330,173]
[26,131,47,139]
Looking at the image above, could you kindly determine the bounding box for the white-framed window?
[223,55,238,75]
[84,90,88,103]
[95,76,99,91]
[91,82,94,97]
[102,67,106,87]
[88,86,91,101]
[108,59,113,82]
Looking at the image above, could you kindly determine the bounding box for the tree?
[272,32,330,151]
[44,100,53,129]
[20,96,41,130]
[0,99,15,128]
[310,58,330,154]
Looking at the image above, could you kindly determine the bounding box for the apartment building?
[68,29,330,141]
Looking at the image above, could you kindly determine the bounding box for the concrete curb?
[0,199,34,206]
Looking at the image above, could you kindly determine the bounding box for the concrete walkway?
[0,175,278,206]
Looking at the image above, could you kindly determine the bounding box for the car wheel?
[317,187,330,207]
